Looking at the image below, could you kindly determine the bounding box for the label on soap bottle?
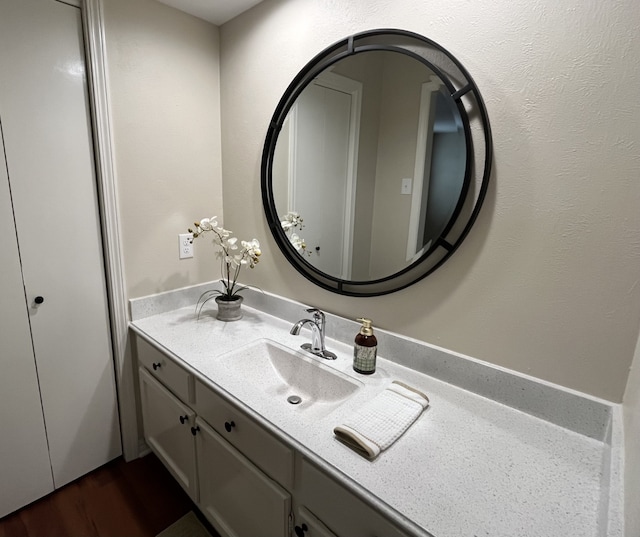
[353,343,377,374]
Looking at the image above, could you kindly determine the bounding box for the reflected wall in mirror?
[262,29,492,296]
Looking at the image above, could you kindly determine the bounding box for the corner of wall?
[622,329,640,537]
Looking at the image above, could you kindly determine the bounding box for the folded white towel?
[333,381,430,460]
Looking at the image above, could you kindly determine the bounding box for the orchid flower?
[280,212,310,256]
[188,216,262,303]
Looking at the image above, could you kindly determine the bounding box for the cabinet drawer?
[297,458,410,537]
[136,336,193,404]
[194,379,294,488]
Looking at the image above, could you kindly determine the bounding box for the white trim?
[314,72,362,280]
[82,0,138,461]
[406,76,442,263]
[286,107,298,212]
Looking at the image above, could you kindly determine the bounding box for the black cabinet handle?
[152,362,161,370]
[179,415,188,424]
[294,524,308,537]
[224,421,235,433]
[34,296,44,304]
[191,426,200,436]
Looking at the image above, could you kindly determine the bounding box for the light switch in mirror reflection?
[272,50,466,282]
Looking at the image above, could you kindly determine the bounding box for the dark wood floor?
[0,454,202,537]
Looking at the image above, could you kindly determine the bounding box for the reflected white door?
[0,0,121,494]
[292,82,351,277]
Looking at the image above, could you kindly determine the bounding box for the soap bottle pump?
[353,318,377,375]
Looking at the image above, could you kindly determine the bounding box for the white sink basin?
[216,339,362,417]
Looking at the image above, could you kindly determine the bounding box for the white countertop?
[131,302,610,537]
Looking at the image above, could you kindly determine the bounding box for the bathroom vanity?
[130,286,622,537]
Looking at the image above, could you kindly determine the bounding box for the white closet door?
[0,0,121,488]
[0,130,54,519]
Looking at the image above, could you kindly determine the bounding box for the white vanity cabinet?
[135,334,413,537]
[137,336,293,537]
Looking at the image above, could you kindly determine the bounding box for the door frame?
[406,75,443,263]
[82,0,138,461]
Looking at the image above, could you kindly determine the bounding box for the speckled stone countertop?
[129,287,622,537]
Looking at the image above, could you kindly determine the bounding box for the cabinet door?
[139,368,198,500]
[195,418,291,537]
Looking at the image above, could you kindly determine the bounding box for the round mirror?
[261,29,492,296]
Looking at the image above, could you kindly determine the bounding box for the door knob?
[34,296,44,305]
[294,524,308,537]
[224,420,235,432]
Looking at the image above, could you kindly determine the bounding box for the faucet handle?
[305,308,324,322]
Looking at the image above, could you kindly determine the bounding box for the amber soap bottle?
[353,318,377,374]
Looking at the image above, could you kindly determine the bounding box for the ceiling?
[155,0,264,26]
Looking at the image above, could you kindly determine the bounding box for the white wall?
[219,0,640,402]
[102,0,223,299]
[624,331,640,537]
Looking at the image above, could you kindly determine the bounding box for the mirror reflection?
[271,50,466,281]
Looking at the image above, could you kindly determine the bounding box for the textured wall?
[219,0,640,401]
[103,0,223,299]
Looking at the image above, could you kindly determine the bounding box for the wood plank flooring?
[0,454,206,537]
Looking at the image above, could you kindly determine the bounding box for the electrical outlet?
[179,233,193,259]
[401,177,412,195]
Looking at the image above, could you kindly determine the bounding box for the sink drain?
[287,395,302,405]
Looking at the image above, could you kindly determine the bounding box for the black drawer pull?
[294,524,308,537]
[224,421,235,433]
[191,426,200,436]
[179,415,188,424]
[152,362,161,370]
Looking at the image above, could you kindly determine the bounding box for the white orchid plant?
[188,217,261,310]
[280,211,310,256]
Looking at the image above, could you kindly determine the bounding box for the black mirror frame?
[261,28,492,297]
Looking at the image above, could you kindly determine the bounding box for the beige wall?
[219,0,640,402]
[624,330,640,537]
[103,0,223,299]
[369,54,432,278]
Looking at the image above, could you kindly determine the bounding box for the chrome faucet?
[290,308,337,360]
